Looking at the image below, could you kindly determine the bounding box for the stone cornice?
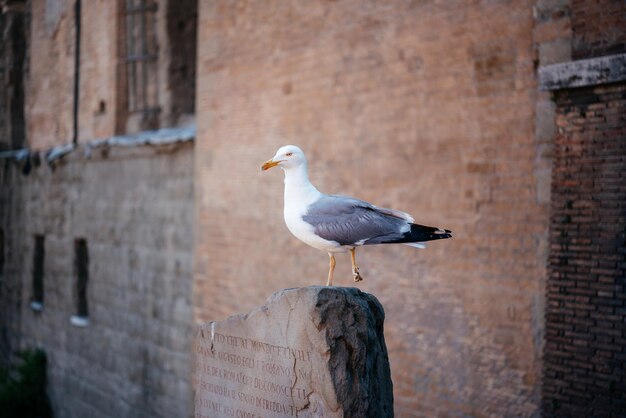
[538,53,626,91]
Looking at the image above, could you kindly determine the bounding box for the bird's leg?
[326,253,336,286]
[350,247,363,282]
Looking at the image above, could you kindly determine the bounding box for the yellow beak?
[261,159,281,171]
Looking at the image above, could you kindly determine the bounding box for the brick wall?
[26,0,76,149]
[0,158,25,365]
[77,0,119,142]
[194,1,549,415]
[1,143,195,418]
[26,0,119,148]
[543,82,626,416]
[0,1,199,416]
[571,0,626,59]
[27,0,197,149]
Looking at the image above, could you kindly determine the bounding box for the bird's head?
[261,145,307,171]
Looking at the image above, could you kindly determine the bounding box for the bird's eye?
[285,152,293,157]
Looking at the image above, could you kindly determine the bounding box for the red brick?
[544,83,626,416]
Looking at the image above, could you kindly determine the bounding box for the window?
[166,0,197,121]
[124,0,159,129]
[0,228,4,274]
[70,238,89,327]
[31,235,44,311]
[117,0,197,133]
[0,2,28,150]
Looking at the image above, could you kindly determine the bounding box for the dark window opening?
[31,235,45,310]
[74,238,89,318]
[166,0,197,122]
[0,228,4,274]
[0,2,28,151]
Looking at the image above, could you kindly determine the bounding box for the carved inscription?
[195,331,316,418]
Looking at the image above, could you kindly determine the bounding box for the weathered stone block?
[195,286,393,418]
[538,53,626,91]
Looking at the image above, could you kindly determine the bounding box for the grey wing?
[302,195,410,246]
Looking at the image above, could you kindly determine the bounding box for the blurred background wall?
[1,0,197,417]
[194,1,549,416]
[0,0,624,417]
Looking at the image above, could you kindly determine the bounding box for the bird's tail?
[384,223,452,246]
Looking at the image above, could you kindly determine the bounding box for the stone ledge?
[0,124,196,162]
[538,53,626,91]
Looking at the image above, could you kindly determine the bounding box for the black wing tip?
[410,224,453,242]
[380,224,452,245]
[412,223,452,234]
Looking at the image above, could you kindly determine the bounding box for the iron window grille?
[125,0,160,115]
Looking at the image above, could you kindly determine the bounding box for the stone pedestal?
[195,286,393,418]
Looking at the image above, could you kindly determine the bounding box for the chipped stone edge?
[538,53,626,91]
[0,123,196,163]
[194,286,391,417]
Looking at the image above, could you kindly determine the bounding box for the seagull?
[261,145,452,286]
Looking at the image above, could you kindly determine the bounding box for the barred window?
[74,238,89,319]
[125,0,159,117]
[31,235,44,311]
